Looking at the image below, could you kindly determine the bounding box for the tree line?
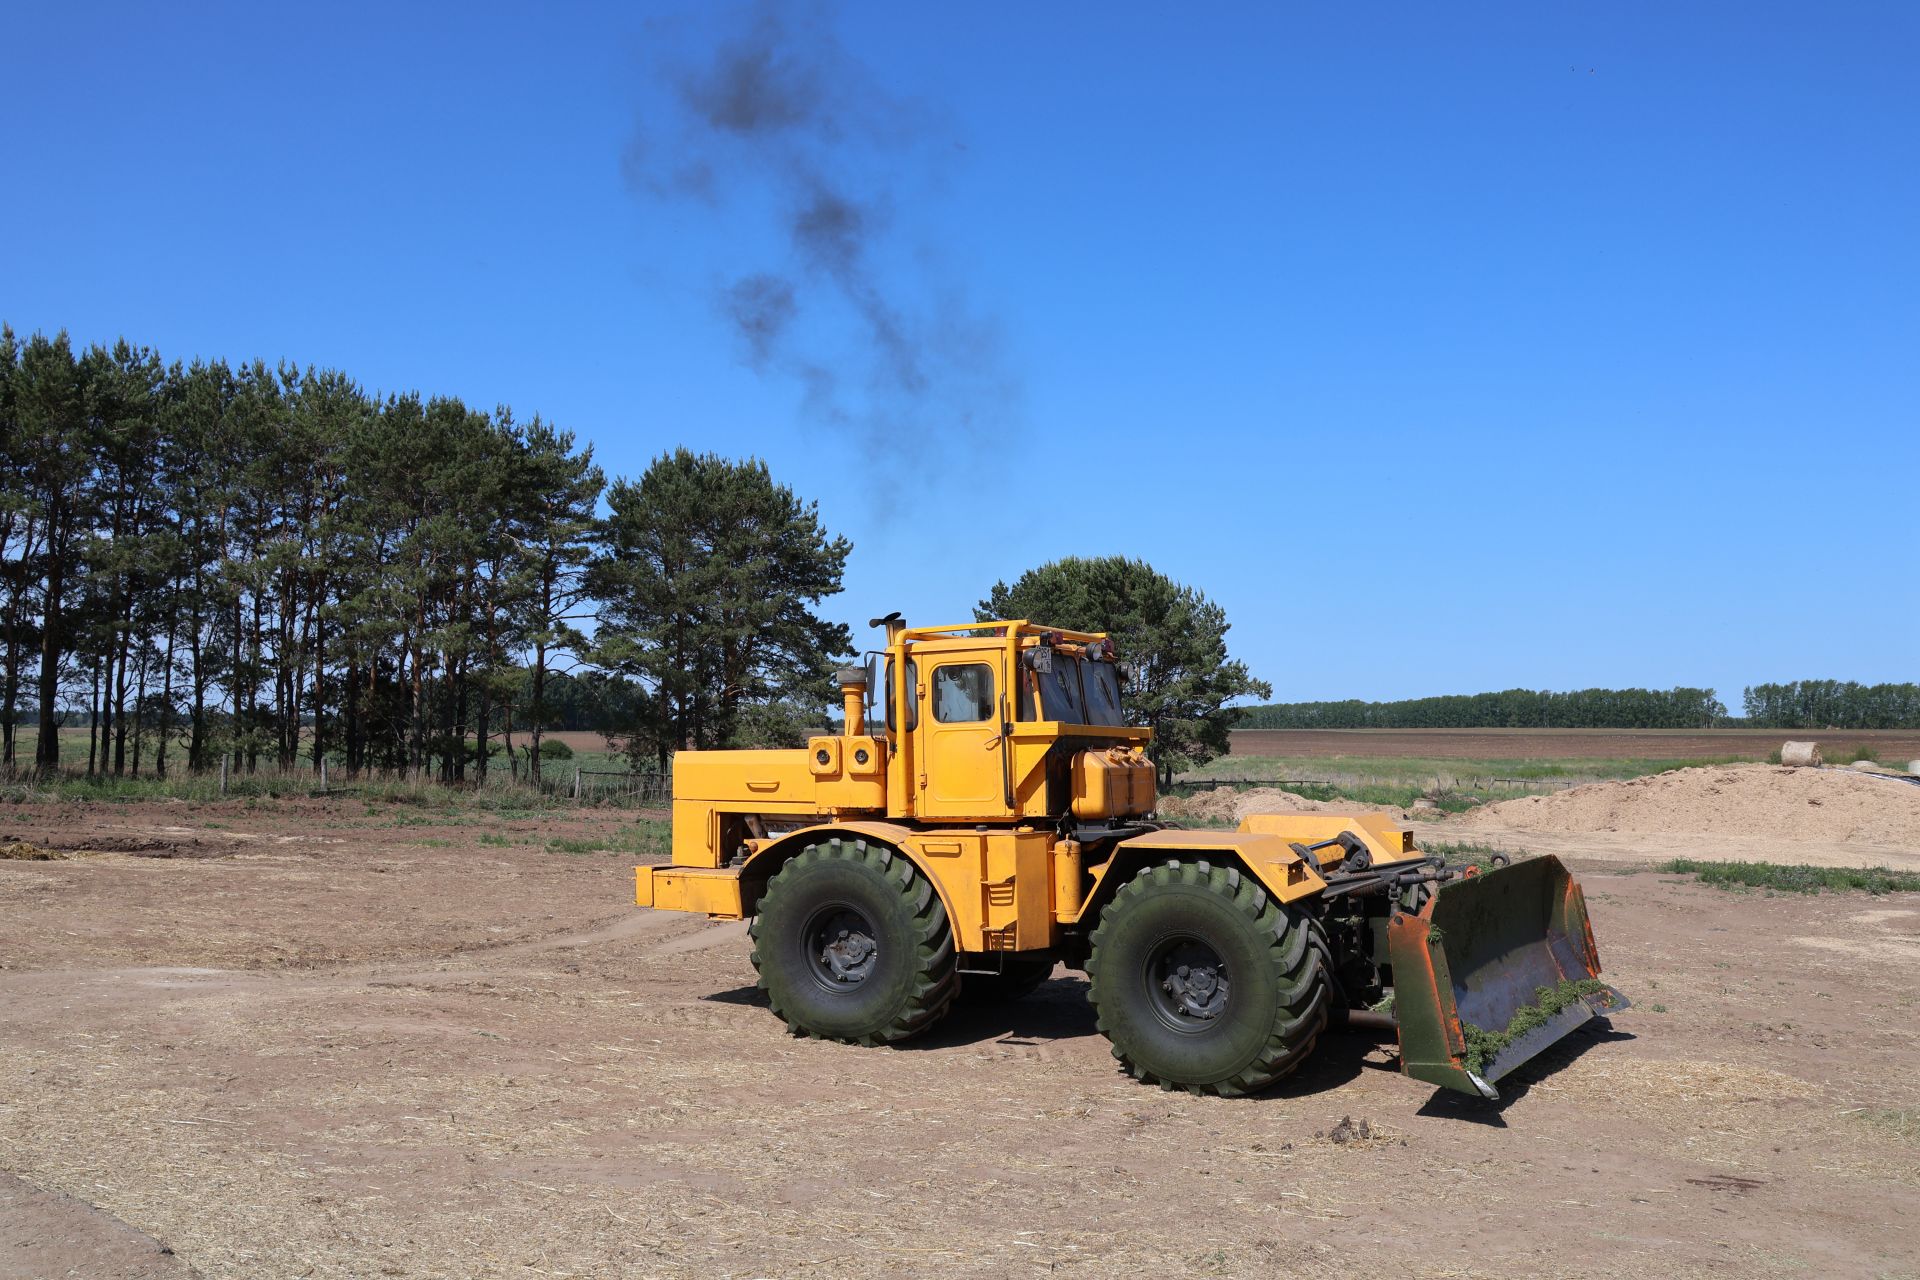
[1742,681,1920,730]
[0,326,851,779]
[1240,686,1729,730]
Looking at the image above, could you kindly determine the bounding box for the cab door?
[917,653,1010,819]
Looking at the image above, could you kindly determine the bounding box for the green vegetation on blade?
[1461,979,1614,1077]
[1660,859,1920,895]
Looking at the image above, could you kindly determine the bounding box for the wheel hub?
[806,907,878,988]
[1149,938,1230,1026]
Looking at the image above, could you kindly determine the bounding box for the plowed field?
[1231,727,1920,761]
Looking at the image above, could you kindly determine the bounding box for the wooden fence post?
[573,766,581,801]
[219,757,228,796]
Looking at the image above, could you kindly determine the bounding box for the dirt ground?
[2,797,1918,1279]
[1231,728,1920,762]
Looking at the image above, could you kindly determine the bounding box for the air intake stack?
[836,666,868,737]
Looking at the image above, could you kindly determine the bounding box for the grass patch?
[477,831,515,847]
[1173,752,1755,813]
[1820,744,1881,765]
[1846,1106,1920,1144]
[1423,840,1518,864]
[624,818,673,858]
[0,767,665,818]
[1660,859,1920,895]
[544,820,673,859]
[1186,753,1748,789]
[1461,978,1617,1077]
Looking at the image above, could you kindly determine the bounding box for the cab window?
[933,663,994,723]
[1030,660,1083,721]
[885,658,918,732]
[1082,660,1126,725]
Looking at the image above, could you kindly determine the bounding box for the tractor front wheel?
[750,838,959,1044]
[1087,860,1330,1095]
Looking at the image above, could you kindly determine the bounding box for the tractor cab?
[866,616,1155,827]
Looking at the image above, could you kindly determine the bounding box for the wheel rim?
[1144,933,1229,1032]
[802,902,879,993]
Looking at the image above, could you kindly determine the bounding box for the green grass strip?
[1461,978,1614,1077]
[1659,859,1920,895]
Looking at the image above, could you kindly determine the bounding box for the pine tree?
[592,450,851,767]
[511,416,605,779]
[12,333,92,767]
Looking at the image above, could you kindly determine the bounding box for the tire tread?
[748,838,959,1045]
[1086,858,1331,1096]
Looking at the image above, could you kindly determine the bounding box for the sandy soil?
[1440,765,1920,872]
[1231,728,1920,762]
[1159,787,1369,824]
[2,797,1918,1279]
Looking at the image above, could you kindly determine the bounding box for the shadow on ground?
[698,981,1633,1110]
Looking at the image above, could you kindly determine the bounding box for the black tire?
[749,837,959,1045]
[957,957,1056,1004]
[1087,859,1331,1096]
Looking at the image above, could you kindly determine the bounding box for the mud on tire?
[1087,859,1331,1096]
[749,838,959,1045]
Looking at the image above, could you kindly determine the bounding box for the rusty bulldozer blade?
[1387,855,1626,1100]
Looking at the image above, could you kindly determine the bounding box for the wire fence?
[566,768,670,805]
[0,757,675,808]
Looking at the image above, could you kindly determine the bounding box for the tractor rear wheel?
[1087,860,1330,1095]
[958,957,1056,1004]
[750,838,959,1045]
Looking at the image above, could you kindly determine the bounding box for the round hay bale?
[1779,740,1822,767]
[1410,798,1440,812]
[1908,760,1920,777]
[1850,758,1891,773]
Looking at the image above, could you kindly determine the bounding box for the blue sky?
[4,2,1914,705]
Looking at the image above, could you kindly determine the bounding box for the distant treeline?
[1239,687,1728,730]
[1742,681,1920,730]
[0,326,852,779]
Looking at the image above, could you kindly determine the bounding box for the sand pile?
[1161,787,1392,824]
[1458,764,1920,845]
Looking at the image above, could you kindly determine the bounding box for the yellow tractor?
[635,615,1622,1098]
